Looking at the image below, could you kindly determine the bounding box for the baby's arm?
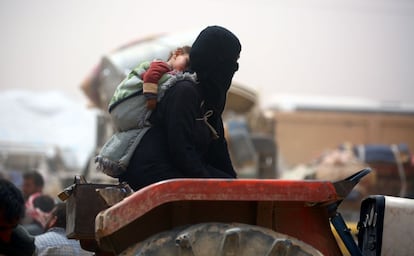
[142,61,171,110]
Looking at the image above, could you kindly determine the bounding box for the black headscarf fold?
[190,26,242,117]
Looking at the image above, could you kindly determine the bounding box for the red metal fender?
[95,178,341,255]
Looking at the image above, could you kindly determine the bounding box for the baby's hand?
[146,98,157,110]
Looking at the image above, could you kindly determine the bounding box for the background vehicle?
[0,141,78,196]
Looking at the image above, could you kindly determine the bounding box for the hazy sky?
[1,0,413,108]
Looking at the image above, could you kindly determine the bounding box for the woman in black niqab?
[119,26,241,191]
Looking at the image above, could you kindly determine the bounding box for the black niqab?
[190,26,242,118]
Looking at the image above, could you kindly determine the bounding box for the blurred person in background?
[34,202,93,256]
[22,170,45,201]
[22,171,47,227]
[24,195,55,235]
[0,178,36,256]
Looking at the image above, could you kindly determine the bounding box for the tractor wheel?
[119,222,322,256]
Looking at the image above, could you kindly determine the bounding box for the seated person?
[0,178,35,256]
[35,203,93,255]
[24,194,55,235]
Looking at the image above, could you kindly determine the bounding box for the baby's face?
[172,53,190,71]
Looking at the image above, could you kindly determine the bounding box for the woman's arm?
[160,83,210,177]
[207,119,237,178]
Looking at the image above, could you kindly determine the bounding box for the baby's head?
[169,46,191,71]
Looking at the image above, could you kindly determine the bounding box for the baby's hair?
[168,45,191,60]
[179,45,191,55]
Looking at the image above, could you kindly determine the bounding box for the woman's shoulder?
[157,72,200,107]
[169,80,199,98]
[168,74,199,93]
[159,79,201,109]
[176,78,197,88]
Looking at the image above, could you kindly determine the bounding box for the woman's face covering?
[190,26,242,114]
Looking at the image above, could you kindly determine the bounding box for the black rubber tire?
[120,222,323,256]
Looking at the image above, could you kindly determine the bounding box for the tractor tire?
[119,222,323,256]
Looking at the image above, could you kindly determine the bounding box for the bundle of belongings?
[314,142,412,199]
[352,143,412,198]
[313,143,377,199]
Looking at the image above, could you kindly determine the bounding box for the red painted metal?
[96,179,338,236]
[95,179,343,255]
[96,179,337,235]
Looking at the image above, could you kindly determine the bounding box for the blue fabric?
[34,227,93,256]
[353,143,410,163]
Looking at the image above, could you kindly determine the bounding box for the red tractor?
[62,168,413,255]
